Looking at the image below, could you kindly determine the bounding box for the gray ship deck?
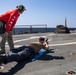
[0,33,76,75]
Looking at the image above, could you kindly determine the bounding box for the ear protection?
[16,4,26,13]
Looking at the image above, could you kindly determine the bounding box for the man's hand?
[5,32,8,37]
[2,32,8,38]
[44,38,49,50]
[9,31,13,35]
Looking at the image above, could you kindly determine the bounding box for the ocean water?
[13,28,76,34]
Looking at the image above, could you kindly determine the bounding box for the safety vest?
[0,8,20,32]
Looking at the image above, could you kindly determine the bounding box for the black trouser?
[5,45,35,63]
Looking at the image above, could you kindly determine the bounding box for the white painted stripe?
[6,36,46,44]
[6,41,76,48]
[6,45,22,48]
[13,36,46,43]
[49,42,76,46]
[13,36,38,43]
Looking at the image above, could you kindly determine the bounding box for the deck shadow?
[38,54,65,61]
[0,60,30,75]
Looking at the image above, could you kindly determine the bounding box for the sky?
[0,0,76,28]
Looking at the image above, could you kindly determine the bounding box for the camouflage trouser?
[0,21,14,53]
[0,31,14,53]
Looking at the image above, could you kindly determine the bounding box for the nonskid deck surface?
[0,33,76,75]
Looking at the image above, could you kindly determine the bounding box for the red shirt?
[0,9,20,32]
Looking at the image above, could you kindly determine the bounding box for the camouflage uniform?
[0,21,14,54]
